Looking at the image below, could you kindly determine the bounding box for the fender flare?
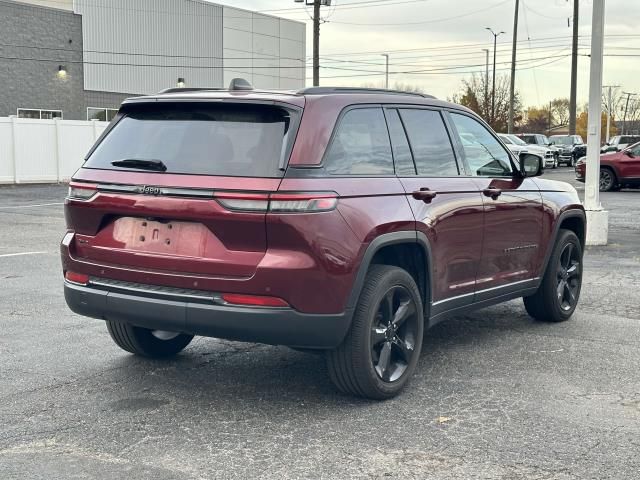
[344,231,434,313]
[538,209,586,281]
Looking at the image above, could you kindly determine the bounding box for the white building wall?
[74,0,224,94]
[222,7,305,89]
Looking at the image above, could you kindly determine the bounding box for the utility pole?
[382,54,389,89]
[482,49,489,117]
[486,28,506,126]
[508,0,519,134]
[569,0,579,135]
[602,85,619,143]
[296,0,330,87]
[622,92,636,135]
[584,0,608,245]
[548,101,552,135]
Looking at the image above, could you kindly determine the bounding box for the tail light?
[214,192,337,213]
[269,193,337,213]
[67,182,97,201]
[65,271,90,285]
[221,293,289,308]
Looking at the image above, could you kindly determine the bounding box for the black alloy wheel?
[370,286,419,382]
[556,242,581,312]
[326,265,424,399]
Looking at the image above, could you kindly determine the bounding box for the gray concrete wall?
[0,0,85,119]
[0,0,137,120]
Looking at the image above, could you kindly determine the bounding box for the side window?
[324,108,394,175]
[399,109,459,176]
[449,113,513,177]
[385,109,416,175]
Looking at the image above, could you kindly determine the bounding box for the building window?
[17,109,63,120]
[87,107,119,122]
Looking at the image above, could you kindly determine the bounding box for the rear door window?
[84,103,297,177]
[323,107,394,175]
[385,109,416,175]
[399,109,459,176]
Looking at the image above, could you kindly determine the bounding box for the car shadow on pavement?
[100,301,549,407]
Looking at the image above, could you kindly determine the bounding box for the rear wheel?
[599,167,616,191]
[326,265,424,400]
[106,321,193,358]
[524,229,582,322]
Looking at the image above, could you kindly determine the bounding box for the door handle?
[412,188,437,203]
[483,187,502,199]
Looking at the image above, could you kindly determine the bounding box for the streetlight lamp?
[381,54,389,89]
[486,27,505,125]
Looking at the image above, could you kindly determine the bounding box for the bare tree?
[360,81,424,93]
[450,74,521,132]
[550,98,570,127]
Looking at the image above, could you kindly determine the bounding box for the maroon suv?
[62,82,586,399]
[575,141,640,191]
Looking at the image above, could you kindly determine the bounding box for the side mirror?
[549,141,555,146]
[519,153,543,177]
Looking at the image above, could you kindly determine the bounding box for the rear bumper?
[64,281,353,349]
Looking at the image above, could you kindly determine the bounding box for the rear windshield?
[84,102,297,177]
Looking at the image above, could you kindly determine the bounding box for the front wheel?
[524,229,582,322]
[326,265,424,400]
[106,321,193,358]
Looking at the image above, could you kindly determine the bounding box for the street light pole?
[382,54,389,89]
[486,28,506,126]
[508,0,519,133]
[482,49,489,117]
[569,0,579,135]
[584,0,608,245]
[622,92,636,135]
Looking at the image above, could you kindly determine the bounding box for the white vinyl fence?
[0,117,109,184]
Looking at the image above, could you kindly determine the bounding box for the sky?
[215,0,640,110]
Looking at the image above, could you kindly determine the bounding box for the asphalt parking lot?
[1,168,639,479]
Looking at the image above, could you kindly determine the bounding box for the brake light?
[221,293,289,308]
[214,191,337,213]
[65,271,90,285]
[67,182,97,201]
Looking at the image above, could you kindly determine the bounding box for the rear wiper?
[111,158,167,172]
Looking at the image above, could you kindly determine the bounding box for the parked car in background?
[519,132,561,155]
[61,82,586,399]
[499,134,557,168]
[576,141,640,191]
[549,135,585,167]
[601,135,640,153]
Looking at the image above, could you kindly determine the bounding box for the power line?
[326,0,511,26]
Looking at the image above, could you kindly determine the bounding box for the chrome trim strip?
[432,277,540,307]
[96,184,214,198]
[89,278,215,302]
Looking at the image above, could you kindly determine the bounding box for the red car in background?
[576,142,640,191]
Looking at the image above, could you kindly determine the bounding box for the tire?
[523,229,582,322]
[599,167,616,192]
[326,265,424,400]
[106,320,193,358]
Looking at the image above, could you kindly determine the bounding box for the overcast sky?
[216,0,640,110]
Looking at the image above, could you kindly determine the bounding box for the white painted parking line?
[0,203,64,209]
[0,252,49,258]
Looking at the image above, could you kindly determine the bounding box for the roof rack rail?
[156,87,226,94]
[297,87,435,99]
